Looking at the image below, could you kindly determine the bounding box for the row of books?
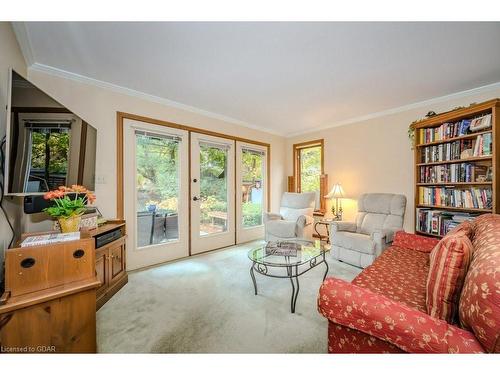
[419,163,492,184]
[473,133,493,156]
[419,113,492,144]
[418,186,492,209]
[420,133,492,163]
[416,209,479,236]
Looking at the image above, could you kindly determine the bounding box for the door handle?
[193,196,199,201]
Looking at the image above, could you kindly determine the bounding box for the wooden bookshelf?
[417,182,492,186]
[413,98,500,238]
[416,204,493,213]
[416,156,492,166]
[416,129,493,147]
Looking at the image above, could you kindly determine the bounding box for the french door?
[123,119,189,270]
[123,120,267,269]
[190,133,235,254]
[236,142,267,243]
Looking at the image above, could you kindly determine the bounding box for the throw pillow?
[426,221,473,323]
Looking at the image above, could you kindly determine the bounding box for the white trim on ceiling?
[28,63,285,137]
[29,62,500,139]
[11,22,35,66]
[14,22,500,140]
[14,22,284,138]
[287,80,500,137]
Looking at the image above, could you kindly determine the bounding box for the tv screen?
[5,70,97,194]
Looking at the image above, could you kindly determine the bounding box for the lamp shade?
[325,183,344,199]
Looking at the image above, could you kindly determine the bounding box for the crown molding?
[16,18,500,140]
[28,63,285,137]
[11,22,35,67]
[287,80,500,138]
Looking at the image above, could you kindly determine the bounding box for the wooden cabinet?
[95,248,109,300]
[109,238,126,284]
[0,237,100,353]
[0,284,99,353]
[88,222,128,310]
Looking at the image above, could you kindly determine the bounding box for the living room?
[1,1,499,373]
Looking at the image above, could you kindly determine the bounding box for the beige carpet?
[96,241,362,353]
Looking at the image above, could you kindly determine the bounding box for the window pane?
[241,149,264,228]
[135,133,179,248]
[199,144,228,236]
[28,128,69,192]
[300,146,321,208]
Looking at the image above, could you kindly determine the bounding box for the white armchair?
[264,192,316,241]
[330,193,406,268]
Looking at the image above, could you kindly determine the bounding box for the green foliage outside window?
[241,150,264,227]
[30,130,69,174]
[300,146,321,193]
[136,135,179,212]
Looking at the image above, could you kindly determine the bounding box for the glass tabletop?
[248,240,327,267]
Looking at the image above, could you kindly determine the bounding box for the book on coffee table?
[265,241,301,257]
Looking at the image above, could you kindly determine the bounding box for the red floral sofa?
[318,214,500,353]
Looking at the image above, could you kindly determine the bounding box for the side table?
[314,219,339,244]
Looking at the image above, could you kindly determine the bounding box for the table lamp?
[325,183,344,221]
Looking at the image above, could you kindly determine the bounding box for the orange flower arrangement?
[43,185,96,219]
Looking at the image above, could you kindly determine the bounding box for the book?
[419,186,492,209]
[416,208,479,236]
[20,231,81,247]
[470,114,492,132]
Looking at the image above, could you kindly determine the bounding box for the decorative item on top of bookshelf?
[412,99,499,238]
[43,185,96,233]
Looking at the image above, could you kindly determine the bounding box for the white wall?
[286,87,500,232]
[0,22,27,281]
[26,68,287,225]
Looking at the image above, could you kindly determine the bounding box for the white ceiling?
[13,22,500,136]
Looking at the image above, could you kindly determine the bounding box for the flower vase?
[58,215,82,233]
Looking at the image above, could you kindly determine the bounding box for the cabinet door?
[109,238,126,285]
[95,248,108,299]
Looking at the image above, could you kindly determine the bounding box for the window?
[293,139,325,213]
[26,123,70,192]
[241,148,265,228]
[199,142,229,235]
[135,131,180,247]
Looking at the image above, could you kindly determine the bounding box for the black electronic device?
[95,228,123,249]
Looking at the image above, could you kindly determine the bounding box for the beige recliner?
[330,193,406,268]
[264,192,316,241]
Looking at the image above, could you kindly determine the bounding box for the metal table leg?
[288,265,300,313]
[250,262,258,295]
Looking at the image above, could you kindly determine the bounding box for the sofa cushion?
[352,245,429,312]
[355,194,406,235]
[280,192,316,209]
[459,214,500,353]
[279,207,313,222]
[426,222,473,324]
[393,231,440,252]
[332,232,375,254]
[359,213,387,235]
[265,220,297,238]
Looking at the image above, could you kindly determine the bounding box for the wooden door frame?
[116,111,271,228]
[292,139,325,213]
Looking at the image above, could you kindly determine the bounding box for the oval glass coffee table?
[248,240,329,313]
